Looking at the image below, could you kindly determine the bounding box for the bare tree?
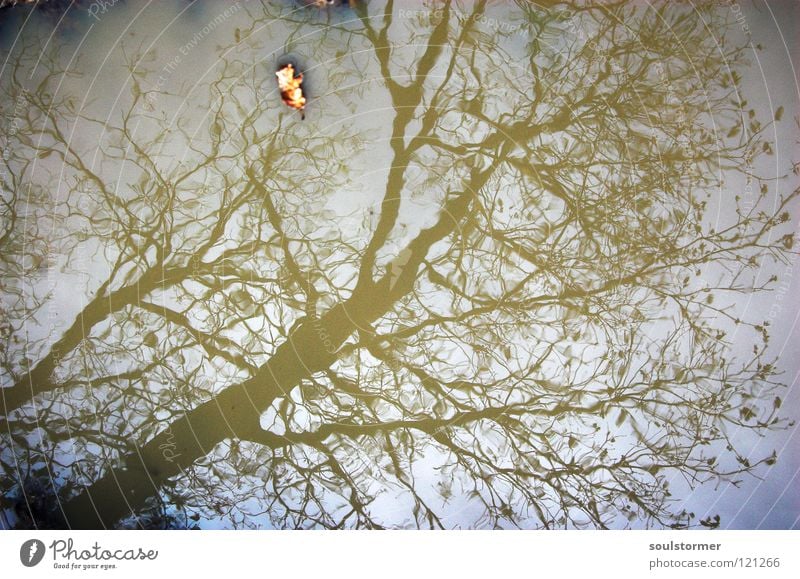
[1,0,797,529]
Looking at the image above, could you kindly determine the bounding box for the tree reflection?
[1,0,797,529]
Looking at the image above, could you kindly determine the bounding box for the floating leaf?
[276,63,306,120]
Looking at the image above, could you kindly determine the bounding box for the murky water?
[1,0,798,529]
